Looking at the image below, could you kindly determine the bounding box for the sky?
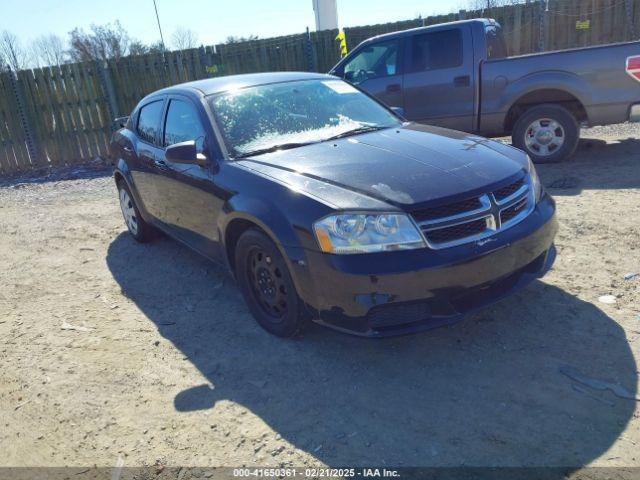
[2,0,466,49]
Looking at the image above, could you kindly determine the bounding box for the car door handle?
[154,159,168,170]
[386,83,401,93]
[453,75,470,87]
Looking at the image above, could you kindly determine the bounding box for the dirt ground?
[0,125,639,470]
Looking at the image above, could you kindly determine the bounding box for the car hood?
[237,123,529,209]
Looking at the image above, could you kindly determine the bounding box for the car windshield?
[208,79,401,157]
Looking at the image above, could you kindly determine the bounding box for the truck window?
[409,29,462,72]
[343,40,399,84]
[485,25,507,59]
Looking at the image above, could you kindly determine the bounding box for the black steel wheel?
[235,228,306,337]
[247,245,290,321]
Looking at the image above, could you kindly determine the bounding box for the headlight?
[314,213,426,254]
[527,156,542,203]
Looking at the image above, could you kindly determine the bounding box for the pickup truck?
[329,19,640,163]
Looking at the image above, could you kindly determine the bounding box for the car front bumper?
[295,193,558,337]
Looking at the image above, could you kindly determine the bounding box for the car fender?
[219,194,311,259]
[219,194,323,308]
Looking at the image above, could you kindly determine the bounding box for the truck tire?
[512,104,579,163]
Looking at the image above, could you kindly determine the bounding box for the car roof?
[151,72,336,97]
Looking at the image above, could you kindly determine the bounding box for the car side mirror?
[166,140,208,167]
[390,106,405,118]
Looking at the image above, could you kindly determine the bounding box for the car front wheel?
[234,229,307,337]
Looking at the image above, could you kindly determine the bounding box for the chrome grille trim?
[495,182,529,206]
[418,195,491,227]
[415,175,535,250]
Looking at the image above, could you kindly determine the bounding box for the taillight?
[627,55,640,82]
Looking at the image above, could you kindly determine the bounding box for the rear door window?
[136,100,164,145]
[163,99,206,152]
[409,29,462,72]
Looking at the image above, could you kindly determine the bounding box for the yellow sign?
[336,31,348,57]
[576,20,590,30]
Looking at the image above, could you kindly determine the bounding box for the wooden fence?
[1,0,638,176]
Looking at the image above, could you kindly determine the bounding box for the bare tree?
[31,34,66,68]
[172,27,198,50]
[67,21,131,62]
[0,30,29,71]
[466,0,526,12]
[129,40,165,56]
[225,34,259,44]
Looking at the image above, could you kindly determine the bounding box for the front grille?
[412,174,533,249]
[425,218,488,245]
[412,197,482,222]
[493,177,525,202]
[500,197,528,224]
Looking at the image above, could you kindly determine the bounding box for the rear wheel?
[512,104,579,163]
[117,181,155,243]
[235,229,306,337]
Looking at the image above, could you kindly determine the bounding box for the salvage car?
[330,19,640,163]
[110,72,558,337]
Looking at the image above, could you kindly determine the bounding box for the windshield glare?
[208,79,401,157]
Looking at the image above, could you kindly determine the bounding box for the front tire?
[512,104,579,164]
[234,229,306,337]
[117,181,155,243]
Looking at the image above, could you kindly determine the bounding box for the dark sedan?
[110,72,557,337]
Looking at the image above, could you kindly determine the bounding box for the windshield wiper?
[324,125,387,141]
[234,142,317,158]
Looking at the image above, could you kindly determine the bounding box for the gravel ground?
[0,124,639,470]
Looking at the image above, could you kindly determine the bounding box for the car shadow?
[537,136,640,196]
[107,232,637,467]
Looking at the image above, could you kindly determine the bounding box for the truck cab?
[330,19,503,133]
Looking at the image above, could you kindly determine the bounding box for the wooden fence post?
[538,0,546,52]
[305,27,318,72]
[625,0,637,40]
[97,61,119,127]
[7,70,40,167]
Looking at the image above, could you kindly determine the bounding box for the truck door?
[402,26,475,132]
[340,39,404,110]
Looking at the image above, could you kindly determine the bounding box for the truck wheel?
[234,228,306,337]
[512,104,579,163]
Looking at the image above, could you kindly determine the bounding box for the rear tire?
[234,229,306,337]
[117,181,155,243]
[512,104,579,164]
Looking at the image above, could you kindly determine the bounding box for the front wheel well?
[113,171,125,187]
[224,218,264,273]
[504,89,587,133]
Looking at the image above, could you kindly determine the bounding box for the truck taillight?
[627,56,640,82]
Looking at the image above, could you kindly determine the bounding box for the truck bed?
[479,40,640,134]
